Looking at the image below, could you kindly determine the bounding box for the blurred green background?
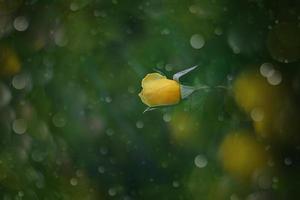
[0,0,300,199]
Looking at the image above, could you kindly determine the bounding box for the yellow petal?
[138,91,151,106]
[141,73,166,88]
[139,78,180,107]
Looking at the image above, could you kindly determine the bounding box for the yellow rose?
[139,73,180,107]
[138,65,203,110]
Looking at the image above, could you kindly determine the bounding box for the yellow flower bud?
[138,73,181,107]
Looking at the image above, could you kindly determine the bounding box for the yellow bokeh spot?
[0,47,21,77]
[233,70,281,113]
[169,112,201,148]
[0,0,22,14]
[233,70,288,139]
[219,132,268,180]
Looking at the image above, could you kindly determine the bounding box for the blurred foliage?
[0,0,299,199]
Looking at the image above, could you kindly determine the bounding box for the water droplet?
[194,154,208,168]
[52,113,66,127]
[161,161,168,168]
[267,70,282,85]
[272,176,278,183]
[189,5,199,14]
[36,180,45,189]
[227,32,241,54]
[43,67,53,83]
[18,191,24,197]
[136,121,144,129]
[163,113,172,122]
[284,157,292,166]
[108,188,117,196]
[0,83,12,107]
[35,121,49,139]
[251,108,264,122]
[54,28,68,47]
[100,147,108,155]
[165,64,173,72]
[190,34,205,49]
[106,128,114,136]
[232,46,240,54]
[260,63,275,78]
[172,181,180,188]
[70,178,78,186]
[218,114,224,121]
[76,170,83,177]
[105,96,112,103]
[127,86,135,93]
[227,74,234,81]
[161,28,170,35]
[13,16,29,31]
[12,74,29,90]
[98,166,105,174]
[70,2,79,11]
[12,119,27,134]
[214,27,223,36]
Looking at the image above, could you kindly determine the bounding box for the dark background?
[0,0,299,199]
